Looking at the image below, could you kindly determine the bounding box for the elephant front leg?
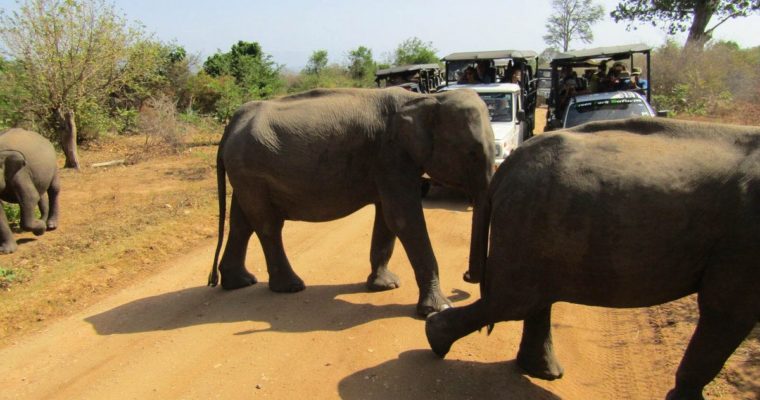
[0,202,18,254]
[367,203,400,291]
[516,305,564,380]
[45,173,61,231]
[378,189,451,316]
[12,172,46,236]
[218,195,258,289]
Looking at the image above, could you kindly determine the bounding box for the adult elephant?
[426,118,759,399]
[0,128,60,254]
[208,88,495,316]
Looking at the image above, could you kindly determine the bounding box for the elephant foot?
[269,269,305,293]
[21,221,46,236]
[665,387,705,400]
[516,350,564,381]
[366,269,400,291]
[220,269,258,290]
[425,311,455,358]
[46,219,58,231]
[0,241,18,254]
[417,289,452,317]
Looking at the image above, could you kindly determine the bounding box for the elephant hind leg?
[426,299,494,357]
[46,173,61,231]
[516,305,564,380]
[230,184,306,293]
[218,194,258,290]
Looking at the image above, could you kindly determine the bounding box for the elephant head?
[393,89,495,199]
[392,89,495,282]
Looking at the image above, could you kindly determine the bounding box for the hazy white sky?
[1,0,759,70]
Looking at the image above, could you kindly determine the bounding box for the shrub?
[651,40,760,119]
[138,95,184,151]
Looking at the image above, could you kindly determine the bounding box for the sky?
[1,0,759,71]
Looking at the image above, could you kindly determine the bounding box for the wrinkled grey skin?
[426,118,759,400]
[209,88,495,316]
[0,129,60,254]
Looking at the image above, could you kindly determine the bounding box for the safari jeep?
[374,64,442,94]
[440,50,539,165]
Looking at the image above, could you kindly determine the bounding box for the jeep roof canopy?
[374,63,442,93]
[441,50,538,62]
[550,43,651,64]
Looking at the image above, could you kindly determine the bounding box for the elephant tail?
[208,140,227,287]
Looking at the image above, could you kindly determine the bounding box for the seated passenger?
[476,61,494,83]
[458,66,478,84]
[631,67,648,91]
[508,68,522,86]
[613,71,633,91]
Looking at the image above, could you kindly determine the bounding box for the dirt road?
[0,185,750,400]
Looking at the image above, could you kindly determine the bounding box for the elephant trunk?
[464,174,492,285]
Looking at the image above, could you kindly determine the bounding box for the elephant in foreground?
[209,87,495,316]
[426,118,759,399]
[0,128,60,253]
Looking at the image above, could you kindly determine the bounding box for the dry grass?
[0,128,221,341]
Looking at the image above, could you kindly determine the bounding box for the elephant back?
[0,128,58,187]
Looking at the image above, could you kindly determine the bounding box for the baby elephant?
[0,128,60,253]
[426,118,759,400]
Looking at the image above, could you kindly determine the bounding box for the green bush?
[3,203,20,230]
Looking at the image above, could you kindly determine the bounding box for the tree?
[203,40,283,100]
[543,0,605,52]
[347,46,375,82]
[0,0,154,169]
[304,49,328,76]
[611,0,760,48]
[394,37,439,65]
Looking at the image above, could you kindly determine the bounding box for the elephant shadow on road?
[85,283,470,336]
[339,349,561,400]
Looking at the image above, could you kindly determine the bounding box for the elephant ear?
[391,96,437,167]
[0,150,26,187]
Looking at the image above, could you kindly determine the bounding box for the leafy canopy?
[394,37,438,66]
[0,0,158,168]
[543,0,604,52]
[611,0,760,46]
[304,49,328,75]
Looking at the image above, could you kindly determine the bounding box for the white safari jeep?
[440,83,526,166]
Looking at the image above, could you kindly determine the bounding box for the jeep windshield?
[564,97,653,128]
[479,92,513,122]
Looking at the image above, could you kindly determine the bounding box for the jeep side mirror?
[656,110,669,117]
[517,110,526,122]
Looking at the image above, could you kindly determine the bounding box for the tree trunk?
[686,0,716,49]
[57,108,80,170]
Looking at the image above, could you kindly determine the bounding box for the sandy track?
[0,187,745,399]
